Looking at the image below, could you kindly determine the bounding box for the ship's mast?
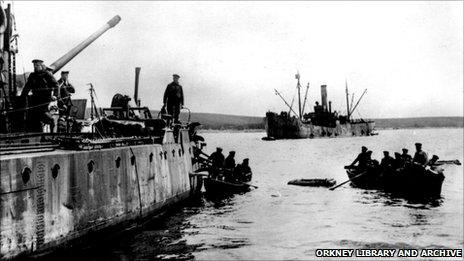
[301,82,310,115]
[345,79,350,120]
[350,93,355,113]
[296,72,302,120]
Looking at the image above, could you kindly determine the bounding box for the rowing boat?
[346,164,445,198]
[204,177,252,195]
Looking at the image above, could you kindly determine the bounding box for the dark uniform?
[380,151,395,169]
[413,143,428,165]
[393,152,404,169]
[224,151,236,170]
[401,148,412,163]
[224,151,236,182]
[163,74,184,123]
[21,62,58,132]
[427,155,439,166]
[209,148,225,168]
[208,148,225,179]
[351,146,369,168]
[234,158,252,182]
[54,73,75,117]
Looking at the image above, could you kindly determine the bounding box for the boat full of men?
[349,142,435,170]
[345,142,446,197]
[207,147,252,183]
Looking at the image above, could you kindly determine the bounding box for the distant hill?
[372,117,463,129]
[85,108,462,130]
[154,110,265,130]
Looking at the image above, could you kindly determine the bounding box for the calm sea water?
[57,128,463,260]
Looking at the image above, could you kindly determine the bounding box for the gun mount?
[0,12,121,134]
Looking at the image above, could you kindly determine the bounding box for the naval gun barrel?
[49,15,121,74]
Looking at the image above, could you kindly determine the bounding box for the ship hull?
[0,130,202,259]
[265,112,375,139]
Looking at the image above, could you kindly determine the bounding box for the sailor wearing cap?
[380,151,394,169]
[20,59,59,132]
[163,73,184,125]
[54,70,75,118]
[234,157,252,182]
[208,147,225,178]
[413,143,428,166]
[427,155,440,166]
[401,148,412,162]
[224,151,236,170]
[350,146,369,168]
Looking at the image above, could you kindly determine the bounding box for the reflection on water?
[43,128,463,260]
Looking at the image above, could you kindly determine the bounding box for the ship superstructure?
[265,74,375,139]
[0,4,203,259]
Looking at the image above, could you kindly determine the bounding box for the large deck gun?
[0,14,121,133]
[48,15,121,74]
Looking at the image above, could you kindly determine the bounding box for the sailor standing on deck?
[163,74,184,125]
[413,143,428,166]
[20,59,58,133]
[54,71,75,117]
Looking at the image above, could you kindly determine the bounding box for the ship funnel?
[320,85,328,112]
[134,67,141,106]
[49,15,122,74]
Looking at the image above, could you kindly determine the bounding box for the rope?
[1,94,72,114]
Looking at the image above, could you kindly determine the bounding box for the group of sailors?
[20,59,76,133]
[19,55,190,133]
[208,147,252,183]
[350,142,440,172]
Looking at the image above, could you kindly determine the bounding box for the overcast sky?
[11,1,463,118]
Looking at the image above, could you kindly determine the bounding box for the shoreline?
[197,126,463,133]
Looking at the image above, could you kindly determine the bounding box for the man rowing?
[350,146,369,169]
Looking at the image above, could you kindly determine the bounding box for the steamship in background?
[264,73,375,140]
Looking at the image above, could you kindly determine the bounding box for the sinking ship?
[0,4,204,259]
[264,73,375,139]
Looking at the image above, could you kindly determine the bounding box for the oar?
[344,165,356,169]
[435,159,461,166]
[245,183,258,189]
[329,171,367,191]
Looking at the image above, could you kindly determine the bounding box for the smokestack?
[134,67,141,106]
[321,85,328,111]
[329,101,332,113]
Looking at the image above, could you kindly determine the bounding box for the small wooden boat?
[287,178,336,187]
[204,177,252,195]
[346,164,445,198]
